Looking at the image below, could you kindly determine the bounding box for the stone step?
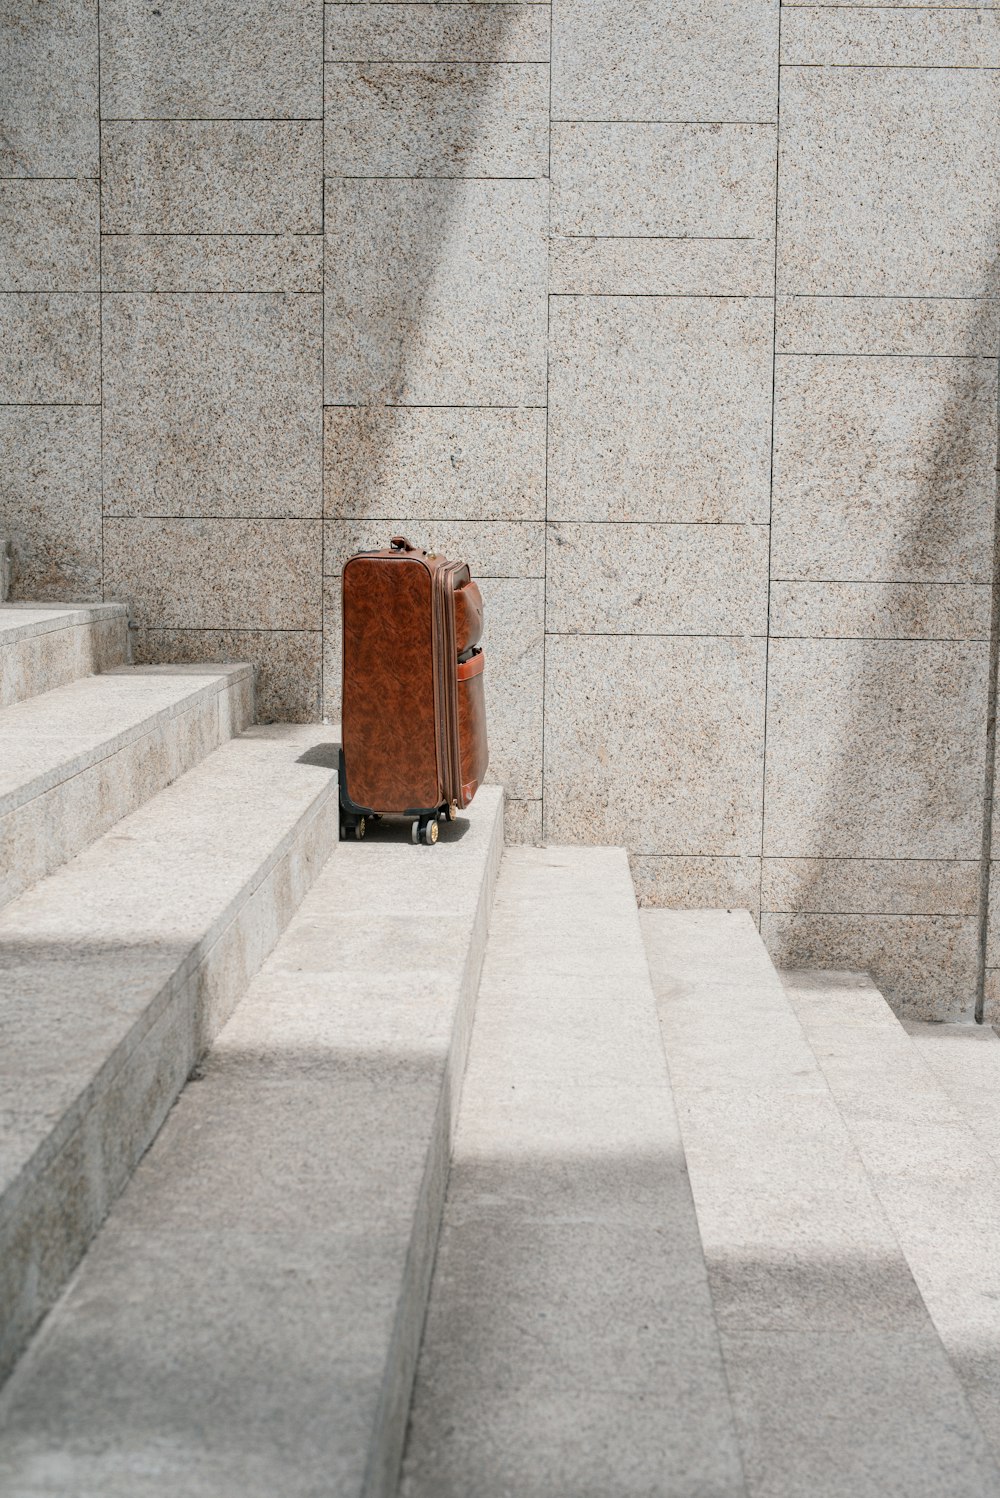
[0,724,341,1385]
[401,849,745,1498]
[0,602,129,708]
[0,662,252,909]
[0,786,504,1497]
[642,913,1000,1498]
[784,971,1000,1473]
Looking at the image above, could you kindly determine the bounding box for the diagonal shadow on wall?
[323,9,546,796]
[765,248,1000,1022]
[325,8,528,498]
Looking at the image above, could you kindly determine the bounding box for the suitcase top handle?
[390,536,416,552]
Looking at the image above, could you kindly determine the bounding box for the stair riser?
[0,673,253,910]
[0,613,129,708]
[0,789,337,1385]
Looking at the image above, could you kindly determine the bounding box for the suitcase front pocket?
[454,578,484,655]
[456,648,488,808]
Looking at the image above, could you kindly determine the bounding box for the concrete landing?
[785,972,1000,1472]
[0,663,253,908]
[0,787,504,1498]
[401,850,745,1498]
[0,602,128,708]
[0,724,339,1383]
[643,914,1000,1498]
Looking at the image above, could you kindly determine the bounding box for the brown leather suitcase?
[339,536,489,845]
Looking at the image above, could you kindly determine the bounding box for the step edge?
[0,603,128,646]
[0,665,252,819]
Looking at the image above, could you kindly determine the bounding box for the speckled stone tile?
[474,575,545,801]
[0,0,98,176]
[325,4,549,62]
[100,0,322,118]
[769,582,991,642]
[321,580,342,722]
[323,519,544,579]
[103,294,322,518]
[771,356,998,584]
[982,967,1000,1026]
[0,408,101,602]
[551,0,778,124]
[504,798,542,845]
[631,855,762,914]
[102,122,322,235]
[324,407,546,522]
[776,297,1000,358]
[0,183,99,293]
[982,886,1000,1010]
[762,858,980,918]
[791,0,996,7]
[550,237,773,297]
[324,574,542,797]
[989,776,1000,856]
[104,520,322,631]
[325,178,547,405]
[546,522,769,636]
[762,638,988,860]
[778,69,1000,296]
[0,294,99,404]
[132,629,322,724]
[543,634,766,855]
[101,235,322,293]
[988,868,1000,969]
[548,296,773,524]
[552,123,775,238]
[781,8,1000,68]
[326,63,547,176]
[761,913,979,1022]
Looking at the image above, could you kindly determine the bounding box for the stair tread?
[0,787,504,1498]
[643,917,1000,1498]
[785,970,1000,1470]
[0,663,251,815]
[401,850,745,1498]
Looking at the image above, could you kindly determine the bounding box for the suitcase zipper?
[435,561,465,808]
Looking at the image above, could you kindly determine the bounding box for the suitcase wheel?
[340,815,366,842]
[413,815,439,846]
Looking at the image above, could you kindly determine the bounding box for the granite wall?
[1,0,999,1019]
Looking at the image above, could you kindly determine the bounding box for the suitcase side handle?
[390,535,416,551]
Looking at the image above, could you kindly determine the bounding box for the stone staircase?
[0,600,505,1496]
[4,602,1000,1496]
[400,848,746,1498]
